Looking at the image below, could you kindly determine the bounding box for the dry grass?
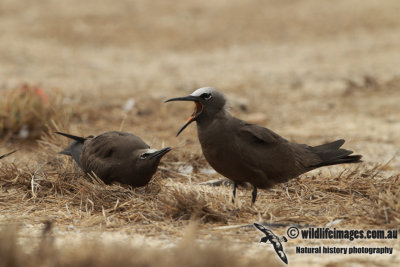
[1,151,398,265]
[1,130,398,230]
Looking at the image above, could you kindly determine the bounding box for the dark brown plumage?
[56,131,171,187]
[166,87,362,203]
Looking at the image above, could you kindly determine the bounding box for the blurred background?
[1,0,399,91]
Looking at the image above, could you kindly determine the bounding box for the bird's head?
[126,147,171,186]
[132,147,171,177]
[165,87,226,136]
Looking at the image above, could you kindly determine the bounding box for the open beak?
[165,95,203,136]
[149,147,171,159]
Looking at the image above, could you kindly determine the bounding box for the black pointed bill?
[149,147,171,159]
[165,95,203,136]
[55,132,86,143]
[0,150,17,159]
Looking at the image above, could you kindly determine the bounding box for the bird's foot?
[232,182,237,203]
[251,186,258,205]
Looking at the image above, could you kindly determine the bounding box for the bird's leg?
[251,186,258,205]
[232,182,237,203]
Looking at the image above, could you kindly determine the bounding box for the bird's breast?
[197,122,255,182]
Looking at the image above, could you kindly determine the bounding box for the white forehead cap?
[145,148,158,153]
[190,87,216,97]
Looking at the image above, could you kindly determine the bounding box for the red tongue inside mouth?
[176,101,203,136]
[185,101,203,123]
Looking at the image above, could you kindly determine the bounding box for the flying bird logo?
[254,223,288,264]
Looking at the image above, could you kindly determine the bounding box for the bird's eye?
[200,93,212,100]
[140,153,150,159]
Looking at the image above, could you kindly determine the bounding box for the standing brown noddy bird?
[165,87,362,204]
[56,131,171,187]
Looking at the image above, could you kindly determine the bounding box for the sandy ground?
[0,0,399,266]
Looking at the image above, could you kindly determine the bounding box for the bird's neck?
[197,107,231,126]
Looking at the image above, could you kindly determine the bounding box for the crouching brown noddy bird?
[165,87,362,204]
[56,131,171,187]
